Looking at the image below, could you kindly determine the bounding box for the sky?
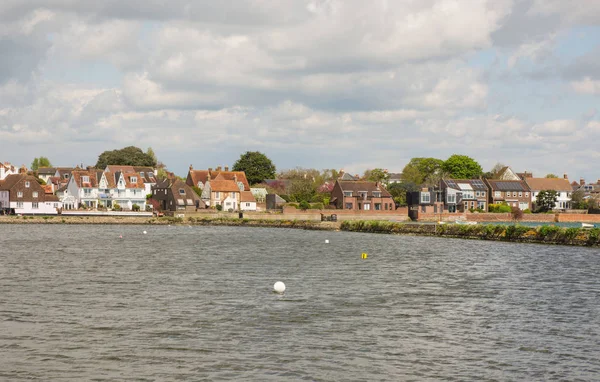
[1,0,599,181]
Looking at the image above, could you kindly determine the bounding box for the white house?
[0,174,61,214]
[240,191,257,211]
[525,177,573,210]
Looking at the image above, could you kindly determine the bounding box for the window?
[230,192,235,199]
[54,203,58,208]
[17,191,23,198]
[518,192,522,197]
[25,181,31,188]
[179,189,186,195]
[494,191,501,197]
[475,191,480,197]
[81,176,89,183]
[384,203,388,210]
[215,192,220,198]
[33,192,38,198]
[226,202,231,206]
[447,194,456,203]
[140,172,144,177]
[32,202,39,209]
[84,189,91,195]
[131,177,137,183]
[421,205,426,213]
[343,191,353,197]
[480,191,485,197]
[245,203,251,207]
[375,203,381,210]
[478,201,486,210]
[420,193,430,203]
[359,192,368,199]
[17,202,24,208]
[373,192,381,197]
[345,203,353,209]
[525,192,529,197]
[364,203,370,210]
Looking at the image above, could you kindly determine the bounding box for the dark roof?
[444,179,488,190]
[486,180,529,192]
[37,167,56,175]
[0,174,26,190]
[337,180,392,197]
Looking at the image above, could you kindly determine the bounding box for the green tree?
[535,190,558,212]
[387,181,419,207]
[570,189,587,209]
[401,157,443,185]
[287,178,317,203]
[146,147,157,164]
[545,173,558,178]
[482,162,506,179]
[95,146,157,169]
[232,151,276,185]
[363,168,390,183]
[31,156,52,171]
[442,154,483,179]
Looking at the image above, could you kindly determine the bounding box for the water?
[1,225,599,381]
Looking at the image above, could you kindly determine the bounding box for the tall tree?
[535,190,558,212]
[363,168,390,183]
[545,173,558,178]
[95,146,157,169]
[442,154,483,179]
[31,156,52,171]
[387,181,419,207]
[232,151,276,185]
[146,147,157,164]
[401,157,443,185]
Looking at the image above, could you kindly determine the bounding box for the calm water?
[1,225,599,381]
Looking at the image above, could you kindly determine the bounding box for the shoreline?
[2,215,599,246]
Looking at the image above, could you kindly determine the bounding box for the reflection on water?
[1,224,599,380]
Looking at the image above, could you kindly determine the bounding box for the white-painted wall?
[0,190,9,208]
[11,200,61,215]
[530,190,572,210]
[240,201,257,211]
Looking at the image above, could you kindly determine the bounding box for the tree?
[442,154,483,179]
[95,146,157,169]
[287,178,317,203]
[482,162,506,179]
[31,156,52,171]
[401,157,443,185]
[545,173,558,178]
[571,189,586,210]
[232,151,276,185]
[146,147,157,164]
[387,181,419,207]
[363,168,389,183]
[535,190,558,212]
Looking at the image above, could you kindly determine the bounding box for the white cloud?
[571,77,600,95]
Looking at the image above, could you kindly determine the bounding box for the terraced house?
[484,179,532,211]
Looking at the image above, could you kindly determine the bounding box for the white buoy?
[273,281,286,294]
[325,239,329,244]
[143,230,147,234]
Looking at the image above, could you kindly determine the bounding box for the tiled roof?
[337,180,392,197]
[189,170,250,190]
[106,165,135,174]
[0,174,25,190]
[210,180,241,192]
[37,167,56,175]
[71,170,99,188]
[443,179,488,190]
[525,178,573,192]
[240,190,256,202]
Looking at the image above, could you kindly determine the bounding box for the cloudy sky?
[1,1,599,180]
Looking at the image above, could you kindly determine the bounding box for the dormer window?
[343,191,352,197]
[33,191,38,198]
[179,189,186,195]
[131,176,137,183]
[373,191,381,198]
[81,176,89,183]
[140,172,144,177]
[25,181,30,188]
[17,191,23,198]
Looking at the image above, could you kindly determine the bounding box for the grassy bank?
[340,220,600,246]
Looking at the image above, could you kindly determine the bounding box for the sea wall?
[340,220,600,246]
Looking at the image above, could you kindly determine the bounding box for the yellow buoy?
[361,253,368,259]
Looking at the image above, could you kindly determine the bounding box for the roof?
[388,173,402,181]
[337,180,392,196]
[188,169,250,190]
[37,167,56,175]
[71,170,99,188]
[0,174,26,190]
[106,165,135,174]
[42,185,54,194]
[133,167,156,183]
[495,166,521,181]
[241,190,256,202]
[339,172,359,181]
[210,180,241,192]
[524,178,573,192]
[46,194,59,202]
[443,179,487,190]
[486,180,530,192]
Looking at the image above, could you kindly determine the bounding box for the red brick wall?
[558,214,600,223]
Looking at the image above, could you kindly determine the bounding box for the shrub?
[489,203,511,213]
[287,203,299,209]
[310,202,324,210]
[505,225,530,240]
[299,201,310,210]
[132,204,141,212]
[112,203,121,211]
[523,209,532,214]
[216,204,223,211]
[511,206,523,221]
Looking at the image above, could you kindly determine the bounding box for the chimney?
[234,174,238,182]
[208,167,213,172]
[563,173,568,180]
[225,166,229,171]
[580,178,585,186]
[207,173,211,181]
[216,166,221,171]
[189,164,193,170]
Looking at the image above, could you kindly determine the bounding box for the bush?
[511,206,523,221]
[287,203,299,209]
[299,201,310,210]
[132,204,141,212]
[523,209,532,214]
[310,202,324,210]
[216,204,223,211]
[489,203,511,213]
[112,203,121,211]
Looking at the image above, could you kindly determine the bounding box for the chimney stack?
[216,166,221,171]
[225,166,229,171]
[564,173,568,180]
[208,167,213,172]
[189,164,193,170]
[580,178,585,186]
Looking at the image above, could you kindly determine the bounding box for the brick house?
[484,179,532,210]
[0,174,62,214]
[330,180,395,211]
[440,179,489,212]
[151,177,201,212]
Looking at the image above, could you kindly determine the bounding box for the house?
[186,165,250,191]
[37,167,56,183]
[207,179,241,210]
[440,179,489,212]
[66,170,100,209]
[525,176,573,210]
[55,167,77,182]
[0,174,62,214]
[495,166,521,181]
[406,187,446,220]
[240,191,257,211]
[330,180,395,211]
[133,166,157,195]
[338,171,360,181]
[0,162,18,181]
[484,179,532,210]
[388,172,403,184]
[151,177,201,212]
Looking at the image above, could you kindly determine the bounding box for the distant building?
[330,180,395,211]
[0,174,62,214]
